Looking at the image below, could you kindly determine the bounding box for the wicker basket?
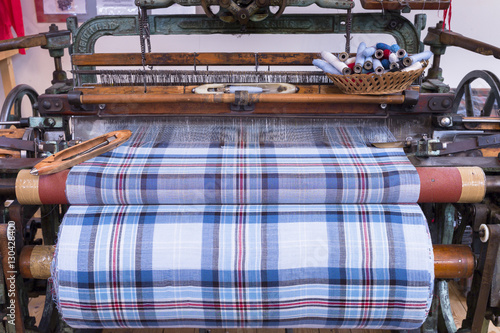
[326,62,427,95]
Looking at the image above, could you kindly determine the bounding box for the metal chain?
[344,6,352,54]
[138,6,152,92]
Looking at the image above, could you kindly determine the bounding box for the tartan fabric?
[52,204,434,329]
[65,125,420,205]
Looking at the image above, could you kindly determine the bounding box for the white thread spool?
[345,57,356,65]
[397,49,407,59]
[374,49,385,59]
[401,61,424,72]
[364,56,373,71]
[372,59,384,75]
[388,52,399,64]
[321,51,351,75]
[338,52,349,62]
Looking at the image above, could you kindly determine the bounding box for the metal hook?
[255,53,259,72]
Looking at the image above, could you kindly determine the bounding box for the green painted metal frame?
[67,12,426,83]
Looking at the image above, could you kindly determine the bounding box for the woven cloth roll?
[52,204,433,329]
[65,125,419,205]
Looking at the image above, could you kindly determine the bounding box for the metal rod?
[17,244,475,280]
[462,117,500,123]
[80,93,406,105]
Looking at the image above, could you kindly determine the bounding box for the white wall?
[1,0,500,104]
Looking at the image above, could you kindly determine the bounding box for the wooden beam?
[0,49,18,97]
[71,52,329,67]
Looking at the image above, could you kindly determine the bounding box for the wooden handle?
[439,30,500,59]
[32,130,132,175]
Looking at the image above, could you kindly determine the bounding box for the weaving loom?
[0,0,500,332]
[52,124,434,329]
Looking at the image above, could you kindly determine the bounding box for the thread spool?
[374,49,384,59]
[389,44,400,53]
[401,61,424,72]
[338,52,349,62]
[388,52,399,64]
[397,49,407,59]
[389,62,400,71]
[372,59,384,75]
[376,42,391,50]
[345,57,356,65]
[364,56,373,70]
[381,59,390,69]
[362,46,376,57]
[383,49,392,60]
[321,51,351,75]
[354,42,367,74]
[313,59,342,75]
[405,50,433,67]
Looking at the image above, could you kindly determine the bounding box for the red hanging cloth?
[0,0,25,54]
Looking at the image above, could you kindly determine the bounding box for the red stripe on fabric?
[111,206,126,326]
[361,209,371,325]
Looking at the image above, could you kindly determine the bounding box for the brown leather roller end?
[38,169,70,204]
[434,244,475,279]
[19,246,34,279]
[417,167,462,203]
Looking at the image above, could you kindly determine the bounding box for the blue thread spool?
[313,59,342,75]
[354,42,367,74]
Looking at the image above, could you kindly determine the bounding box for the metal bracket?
[231,90,255,111]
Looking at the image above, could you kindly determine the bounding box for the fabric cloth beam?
[52,204,434,329]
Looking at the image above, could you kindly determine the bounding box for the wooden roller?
[15,166,487,205]
[417,167,486,203]
[19,245,55,279]
[433,244,475,279]
[19,244,475,280]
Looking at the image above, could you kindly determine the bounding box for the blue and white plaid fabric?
[53,204,434,329]
[65,125,419,205]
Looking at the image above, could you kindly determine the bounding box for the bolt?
[441,98,451,108]
[43,118,56,127]
[99,104,106,110]
[42,100,52,109]
[380,103,388,110]
[439,116,452,127]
